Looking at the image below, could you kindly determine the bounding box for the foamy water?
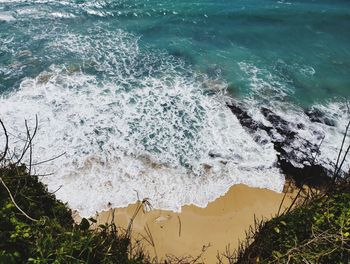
[0,0,349,216]
[238,62,350,172]
[0,27,284,216]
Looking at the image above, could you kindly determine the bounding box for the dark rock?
[297,123,305,130]
[226,102,332,188]
[305,107,336,127]
[226,103,268,133]
[278,157,330,188]
[261,107,297,139]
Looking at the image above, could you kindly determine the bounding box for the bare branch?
[334,120,350,178]
[31,152,66,166]
[0,177,38,222]
[0,119,9,162]
[16,115,38,166]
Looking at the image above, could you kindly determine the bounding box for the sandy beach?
[94,184,294,263]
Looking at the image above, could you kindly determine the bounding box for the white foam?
[0,12,15,21]
[238,61,293,100]
[1,2,347,217]
[239,61,350,173]
[50,12,76,18]
[0,28,284,217]
[14,6,76,20]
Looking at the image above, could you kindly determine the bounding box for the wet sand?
[94,184,293,263]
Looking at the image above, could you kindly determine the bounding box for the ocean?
[0,0,349,216]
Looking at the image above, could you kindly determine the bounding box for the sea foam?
[0,27,284,216]
[1,5,348,217]
[0,12,15,21]
[238,61,350,173]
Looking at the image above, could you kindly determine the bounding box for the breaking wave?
[0,26,284,216]
[0,0,349,217]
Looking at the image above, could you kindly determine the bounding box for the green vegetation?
[1,119,349,264]
[0,119,202,264]
[231,180,350,264]
[219,122,350,264]
[0,117,148,263]
[0,164,148,264]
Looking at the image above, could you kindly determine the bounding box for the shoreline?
[90,184,295,263]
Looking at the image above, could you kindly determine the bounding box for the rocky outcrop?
[304,107,336,127]
[227,102,331,188]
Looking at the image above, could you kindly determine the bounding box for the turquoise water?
[111,0,350,105]
[1,0,350,105]
[0,0,349,215]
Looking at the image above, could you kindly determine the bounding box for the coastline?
[91,184,295,263]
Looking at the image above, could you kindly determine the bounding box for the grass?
[0,164,149,264]
[0,119,208,264]
[217,121,350,264]
[230,179,350,263]
[0,119,149,263]
[1,118,350,264]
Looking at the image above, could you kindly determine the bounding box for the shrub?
[0,164,148,264]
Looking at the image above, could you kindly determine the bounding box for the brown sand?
[94,184,293,263]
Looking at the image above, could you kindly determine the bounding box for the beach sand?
[93,184,293,263]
